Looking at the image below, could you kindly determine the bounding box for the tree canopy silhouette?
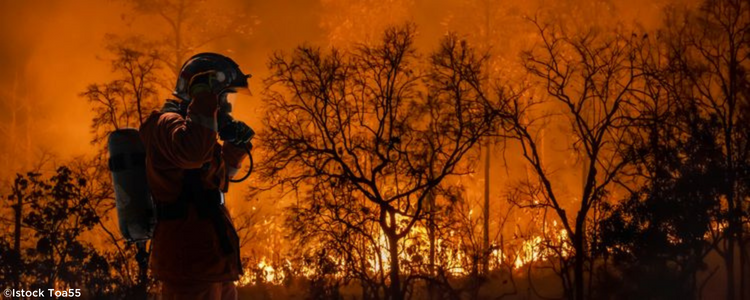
[254,25,512,300]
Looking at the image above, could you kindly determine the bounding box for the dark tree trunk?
[134,241,149,299]
[12,181,22,290]
[427,192,436,300]
[574,217,585,300]
[726,209,736,300]
[388,233,402,300]
[483,143,491,275]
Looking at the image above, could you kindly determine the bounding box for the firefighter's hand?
[189,71,225,97]
[219,120,255,147]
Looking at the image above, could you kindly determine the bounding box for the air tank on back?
[107,128,155,242]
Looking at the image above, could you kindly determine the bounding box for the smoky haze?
[0,0,699,242]
[0,0,700,235]
[0,0,323,175]
[0,0,691,169]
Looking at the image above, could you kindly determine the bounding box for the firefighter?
[139,53,253,300]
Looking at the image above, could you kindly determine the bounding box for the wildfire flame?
[237,215,571,287]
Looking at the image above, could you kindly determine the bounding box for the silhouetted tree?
[659,1,750,298]
[1,167,130,297]
[255,25,510,300]
[596,108,725,299]
[508,19,640,300]
[81,42,162,151]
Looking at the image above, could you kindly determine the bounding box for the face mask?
[218,92,236,130]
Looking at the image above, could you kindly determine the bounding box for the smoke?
[0,0,700,222]
[0,0,697,163]
[0,0,698,228]
[0,0,130,165]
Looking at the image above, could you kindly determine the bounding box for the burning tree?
[254,25,509,300]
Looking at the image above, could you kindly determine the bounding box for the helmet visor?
[227,72,251,90]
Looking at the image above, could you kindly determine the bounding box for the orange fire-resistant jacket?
[139,89,248,283]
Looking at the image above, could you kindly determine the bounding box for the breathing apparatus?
[217,92,254,182]
[174,52,255,182]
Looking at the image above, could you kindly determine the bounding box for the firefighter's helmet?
[173,52,250,101]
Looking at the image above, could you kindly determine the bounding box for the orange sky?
[0,0,695,161]
[0,0,700,216]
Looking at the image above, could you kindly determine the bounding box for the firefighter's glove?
[219,120,255,148]
[188,71,226,98]
[217,106,234,133]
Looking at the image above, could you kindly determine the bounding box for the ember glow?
[235,208,573,287]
